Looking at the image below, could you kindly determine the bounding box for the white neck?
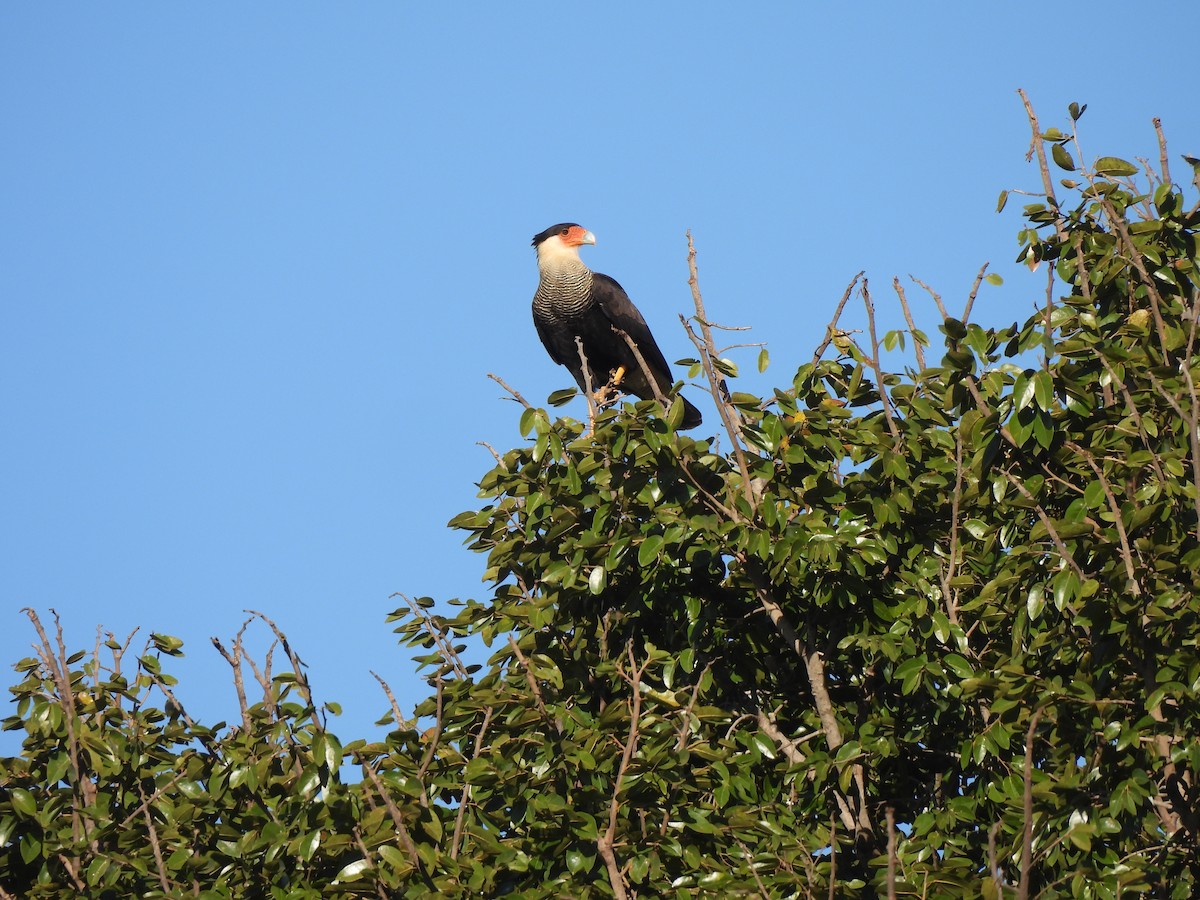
[536,235,588,276]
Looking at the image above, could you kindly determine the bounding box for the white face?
[535,227,596,271]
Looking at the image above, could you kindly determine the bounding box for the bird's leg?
[592,366,627,407]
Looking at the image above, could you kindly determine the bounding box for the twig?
[508,636,556,729]
[597,643,647,900]
[53,855,86,892]
[940,427,966,632]
[614,326,668,406]
[392,593,469,679]
[451,705,496,859]
[137,780,172,893]
[486,372,531,409]
[22,609,99,851]
[1017,88,1058,205]
[575,337,599,431]
[476,441,503,466]
[247,610,314,712]
[859,278,900,441]
[886,806,897,900]
[755,708,819,766]
[910,276,949,321]
[812,272,865,364]
[371,670,407,730]
[350,826,390,900]
[1063,441,1142,597]
[211,632,251,730]
[741,563,869,838]
[988,821,1001,889]
[1002,472,1087,584]
[892,278,927,372]
[683,230,755,511]
[1153,117,1171,185]
[827,816,837,900]
[416,678,445,785]
[1017,706,1045,900]
[359,759,421,863]
[962,262,990,324]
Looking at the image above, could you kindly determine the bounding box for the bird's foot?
[591,366,627,407]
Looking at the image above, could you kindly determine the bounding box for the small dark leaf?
[547,388,578,407]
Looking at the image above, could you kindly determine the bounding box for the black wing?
[591,272,674,385]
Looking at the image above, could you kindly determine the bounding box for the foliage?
[2,103,1199,897]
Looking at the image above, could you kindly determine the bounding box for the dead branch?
[892,278,928,372]
[859,278,901,441]
[683,230,756,511]
[487,372,531,409]
[812,272,865,364]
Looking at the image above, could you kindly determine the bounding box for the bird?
[530,223,702,429]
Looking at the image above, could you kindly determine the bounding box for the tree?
[2,99,1198,897]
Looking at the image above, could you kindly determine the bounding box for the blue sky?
[3,5,1197,754]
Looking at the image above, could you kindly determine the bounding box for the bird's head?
[532,223,596,269]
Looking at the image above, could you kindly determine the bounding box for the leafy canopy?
[2,102,1198,898]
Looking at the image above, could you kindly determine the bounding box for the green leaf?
[295,829,322,861]
[519,406,538,437]
[1094,156,1139,177]
[1027,584,1045,620]
[377,844,412,873]
[151,632,185,655]
[1033,369,1054,411]
[333,859,370,882]
[757,348,770,373]
[547,387,578,407]
[588,566,607,595]
[714,357,739,378]
[984,273,1003,286]
[9,788,36,818]
[637,535,664,566]
[996,189,1009,213]
[1051,142,1076,172]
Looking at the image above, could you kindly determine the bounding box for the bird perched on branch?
[530,223,702,429]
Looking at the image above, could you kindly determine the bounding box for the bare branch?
[1002,472,1087,585]
[508,635,556,729]
[359,758,421,864]
[137,780,172,893]
[1017,87,1058,206]
[910,276,949,321]
[486,372,531,409]
[962,262,990,324]
[211,631,251,730]
[476,440,503,466]
[1017,706,1046,900]
[683,230,756,512]
[597,643,647,900]
[1153,117,1171,185]
[614,325,668,406]
[859,278,901,441]
[371,670,407,731]
[812,272,865,364]
[892,277,928,372]
[574,336,599,431]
